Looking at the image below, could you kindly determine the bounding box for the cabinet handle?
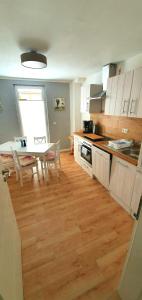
[122,100,128,113]
[130,99,137,114]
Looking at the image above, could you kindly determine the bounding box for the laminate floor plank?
[8,152,133,300]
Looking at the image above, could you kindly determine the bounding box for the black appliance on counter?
[83,120,93,133]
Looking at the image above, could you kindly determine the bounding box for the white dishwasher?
[92,145,111,189]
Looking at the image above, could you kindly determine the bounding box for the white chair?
[34,136,46,144]
[40,140,61,177]
[0,154,14,174]
[12,150,40,187]
[34,136,47,177]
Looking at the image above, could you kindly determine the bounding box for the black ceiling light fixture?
[21,51,47,69]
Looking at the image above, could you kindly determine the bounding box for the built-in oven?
[81,141,92,165]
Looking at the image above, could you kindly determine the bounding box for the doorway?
[15,86,49,143]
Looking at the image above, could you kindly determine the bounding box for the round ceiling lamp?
[21,51,47,69]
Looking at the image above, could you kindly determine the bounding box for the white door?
[121,70,133,116]
[0,164,23,300]
[119,208,142,300]
[128,67,142,117]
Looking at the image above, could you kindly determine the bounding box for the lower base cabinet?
[110,157,136,213]
[131,169,142,217]
[92,146,111,189]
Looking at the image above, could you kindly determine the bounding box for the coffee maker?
[83,120,93,133]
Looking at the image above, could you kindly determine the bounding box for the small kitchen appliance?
[83,120,93,133]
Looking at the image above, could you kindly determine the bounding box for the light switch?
[53,122,56,125]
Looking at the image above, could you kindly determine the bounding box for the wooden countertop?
[74,132,138,166]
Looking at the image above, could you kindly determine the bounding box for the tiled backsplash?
[91,114,142,141]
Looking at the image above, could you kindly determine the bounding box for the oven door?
[81,142,92,165]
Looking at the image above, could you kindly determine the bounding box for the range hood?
[88,64,116,101]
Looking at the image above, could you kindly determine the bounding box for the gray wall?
[0,79,70,149]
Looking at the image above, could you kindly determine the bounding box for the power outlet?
[122,128,128,134]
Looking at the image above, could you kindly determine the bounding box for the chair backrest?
[14,136,27,143]
[34,136,46,144]
[11,150,21,170]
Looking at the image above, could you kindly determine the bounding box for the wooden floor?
[8,152,134,300]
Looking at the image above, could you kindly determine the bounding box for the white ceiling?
[0,0,142,80]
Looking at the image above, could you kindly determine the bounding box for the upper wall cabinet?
[105,77,113,115]
[120,70,133,116]
[109,76,119,115]
[128,67,142,118]
[114,73,125,116]
[105,67,142,118]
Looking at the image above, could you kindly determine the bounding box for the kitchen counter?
[74,132,138,166]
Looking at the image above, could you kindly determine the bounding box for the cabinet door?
[121,71,133,116]
[121,162,136,208]
[110,157,136,212]
[105,77,112,115]
[128,67,142,117]
[110,157,124,199]
[131,170,142,216]
[109,76,118,115]
[74,137,79,160]
[114,73,125,116]
[92,147,110,189]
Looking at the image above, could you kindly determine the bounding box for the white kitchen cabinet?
[74,136,82,164]
[110,157,136,213]
[114,73,125,116]
[109,75,118,115]
[92,146,111,189]
[131,169,142,217]
[105,75,119,115]
[105,77,112,115]
[120,70,133,116]
[128,67,142,117]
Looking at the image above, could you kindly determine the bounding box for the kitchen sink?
[120,147,140,159]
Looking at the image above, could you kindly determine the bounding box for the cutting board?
[83,133,104,140]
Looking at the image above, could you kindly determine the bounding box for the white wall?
[80,70,103,126]
[117,53,142,74]
[85,70,102,84]
[70,81,81,134]
[0,79,70,149]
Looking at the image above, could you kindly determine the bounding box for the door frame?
[14,85,50,142]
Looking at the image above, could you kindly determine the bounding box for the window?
[15,86,49,143]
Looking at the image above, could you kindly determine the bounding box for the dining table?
[0,141,55,182]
